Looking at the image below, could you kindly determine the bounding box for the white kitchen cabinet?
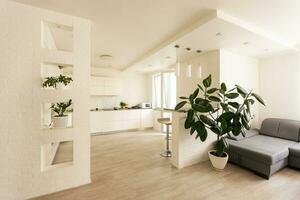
[90,76,120,96]
[141,109,153,128]
[90,109,153,134]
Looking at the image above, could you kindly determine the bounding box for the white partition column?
[0,1,91,199]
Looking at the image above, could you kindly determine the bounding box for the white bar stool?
[157,118,172,157]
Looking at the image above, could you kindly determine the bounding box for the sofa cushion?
[289,143,300,157]
[228,129,259,141]
[228,135,296,165]
[278,120,300,142]
[260,118,280,137]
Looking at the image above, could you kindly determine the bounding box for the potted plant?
[50,99,72,128]
[175,74,265,170]
[120,101,127,109]
[42,74,73,89]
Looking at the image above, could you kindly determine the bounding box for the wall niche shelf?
[41,21,73,52]
[41,100,74,130]
[41,140,74,171]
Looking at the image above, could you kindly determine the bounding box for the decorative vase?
[52,115,69,128]
[208,150,228,171]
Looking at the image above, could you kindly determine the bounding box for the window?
[152,72,176,109]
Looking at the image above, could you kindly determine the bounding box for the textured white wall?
[0,1,91,199]
[220,50,260,128]
[259,52,300,123]
[171,50,220,168]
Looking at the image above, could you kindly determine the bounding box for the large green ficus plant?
[175,74,265,157]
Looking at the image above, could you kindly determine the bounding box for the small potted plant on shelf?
[42,74,73,89]
[120,101,127,109]
[175,74,265,170]
[50,99,72,128]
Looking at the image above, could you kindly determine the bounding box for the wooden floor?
[34,130,300,200]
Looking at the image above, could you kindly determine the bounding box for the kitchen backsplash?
[90,96,121,109]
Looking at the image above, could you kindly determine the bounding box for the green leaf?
[175,101,187,110]
[221,119,227,132]
[191,88,199,100]
[252,93,266,106]
[218,112,235,121]
[184,110,194,129]
[228,102,240,109]
[236,85,247,97]
[208,96,221,102]
[220,103,229,112]
[241,115,250,130]
[232,122,242,136]
[197,84,204,92]
[200,115,215,126]
[190,121,197,135]
[245,100,251,115]
[196,122,207,142]
[211,125,221,135]
[221,83,227,92]
[207,88,218,94]
[192,104,212,113]
[195,98,209,105]
[225,93,239,99]
[179,96,188,100]
[202,74,212,88]
[248,99,255,105]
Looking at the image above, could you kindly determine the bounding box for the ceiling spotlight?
[99,54,113,60]
[186,48,191,51]
[148,64,152,67]
[264,49,269,52]
[196,50,202,53]
[216,32,222,37]
[165,56,171,59]
[243,42,249,45]
[174,44,180,48]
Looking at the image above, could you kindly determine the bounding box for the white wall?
[220,50,260,128]
[172,50,220,168]
[0,1,91,199]
[90,68,150,108]
[259,52,300,123]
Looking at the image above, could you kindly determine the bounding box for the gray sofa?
[227,118,300,179]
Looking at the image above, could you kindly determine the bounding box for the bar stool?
[157,118,172,157]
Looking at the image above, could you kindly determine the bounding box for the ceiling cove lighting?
[197,65,202,78]
[186,64,192,77]
[176,62,180,77]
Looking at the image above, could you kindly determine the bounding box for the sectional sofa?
[227,118,300,179]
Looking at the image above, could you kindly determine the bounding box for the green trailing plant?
[50,99,72,117]
[42,74,73,88]
[175,74,265,157]
[120,101,127,108]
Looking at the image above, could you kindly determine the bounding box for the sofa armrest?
[228,129,259,141]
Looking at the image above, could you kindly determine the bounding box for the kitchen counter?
[90,108,152,112]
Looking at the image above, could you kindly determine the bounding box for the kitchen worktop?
[90,108,152,112]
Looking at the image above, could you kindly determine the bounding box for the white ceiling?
[13,0,300,71]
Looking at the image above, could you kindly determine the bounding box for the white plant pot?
[208,150,228,171]
[52,115,69,128]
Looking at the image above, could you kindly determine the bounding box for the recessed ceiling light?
[264,49,269,52]
[243,42,249,45]
[216,32,222,37]
[174,45,180,48]
[165,56,171,59]
[186,48,191,51]
[99,54,113,60]
[196,50,202,53]
[148,64,152,67]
